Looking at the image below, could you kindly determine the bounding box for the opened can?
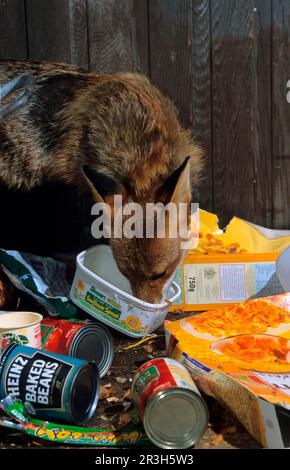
[131,357,208,449]
[0,344,100,425]
[41,318,113,377]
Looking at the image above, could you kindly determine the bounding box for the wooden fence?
[1,0,290,252]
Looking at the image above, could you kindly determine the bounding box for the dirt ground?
[0,302,260,450]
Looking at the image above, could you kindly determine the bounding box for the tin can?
[41,318,113,378]
[0,312,43,351]
[131,357,208,449]
[0,344,100,425]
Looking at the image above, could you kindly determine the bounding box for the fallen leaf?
[210,434,223,447]
[99,415,109,421]
[107,396,120,404]
[116,377,127,384]
[118,412,132,428]
[122,389,131,400]
[143,344,153,353]
[99,385,112,400]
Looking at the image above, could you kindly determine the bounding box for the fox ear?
[156,157,191,205]
[82,164,125,203]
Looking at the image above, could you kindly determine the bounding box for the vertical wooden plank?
[26,0,71,61]
[272,0,290,228]
[149,0,211,204]
[211,0,253,225]
[26,0,88,66]
[87,0,134,73]
[252,0,272,227]
[192,0,212,211]
[132,0,149,74]
[211,0,272,226]
[0,0,27,59]
[68,0,89,69]
[149,0,193,128]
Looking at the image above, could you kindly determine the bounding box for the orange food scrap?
[219,335,290,364]
[187,301,290,338]
[210,434,223,447]
[194,233,247,255]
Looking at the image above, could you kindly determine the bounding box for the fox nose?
[131,284,163,304]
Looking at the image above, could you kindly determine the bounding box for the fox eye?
[150,271,166,281]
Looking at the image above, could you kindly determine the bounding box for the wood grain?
[251,0,272,227]
[68,0,89,69]
[26,0,71,61]
[192,0,212,211]
[132,0,149,74]
[87,0,134,73]
[272,0,290,228]
[211,0,272,226]
[149,0,193,128]
[149,0,212,209]
[0,0,27,59]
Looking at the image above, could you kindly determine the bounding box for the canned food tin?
[41,318,113,378]
[0,344,100,425]
[131,357,208,449]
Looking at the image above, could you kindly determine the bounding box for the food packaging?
[171,210,290,311]
[70,245,180,338]
[165,293,290,448]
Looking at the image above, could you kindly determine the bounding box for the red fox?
[0,60,203,303]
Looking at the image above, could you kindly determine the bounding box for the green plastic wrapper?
[0,249,78,318]
[0,397,149,447]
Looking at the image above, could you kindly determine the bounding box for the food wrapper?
[0,396,149,447]
[0,249,78,317]
[165,293,290,448]
[171,210,290,311]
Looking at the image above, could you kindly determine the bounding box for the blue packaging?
[0,344,99,424]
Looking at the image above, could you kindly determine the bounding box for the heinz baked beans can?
[41,318,113,378]
[0,344,100,425]
[131,357,208,449]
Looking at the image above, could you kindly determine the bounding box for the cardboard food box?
[171,210,290,311]
[165,293,290,448]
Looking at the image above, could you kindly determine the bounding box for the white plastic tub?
[70,246,181,338]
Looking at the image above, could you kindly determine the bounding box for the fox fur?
[0,60,203,302]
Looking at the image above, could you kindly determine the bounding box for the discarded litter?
[41,318,114,378]
[70,245,180,337]
[171,210,290,311]
[131,357,208,449]
[0,344,100,425]
[0,249,77,317]
[0,396,149,447]
[165,292,290,448]
[0,311,43,351]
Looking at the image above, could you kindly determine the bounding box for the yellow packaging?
[165,293,290,448]
[171,210,290,311]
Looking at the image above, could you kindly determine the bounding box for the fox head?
[82,155,200,303]
[75,74,203,303]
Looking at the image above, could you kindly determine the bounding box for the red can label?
[131,357,199,419]
[41,319,87,356]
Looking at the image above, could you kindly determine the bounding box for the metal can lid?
[70,322,114,378]
[70,362,100,425]
[143,387,209,449]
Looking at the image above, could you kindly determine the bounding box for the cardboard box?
[171,210,290,311]
[165,293,290,448]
